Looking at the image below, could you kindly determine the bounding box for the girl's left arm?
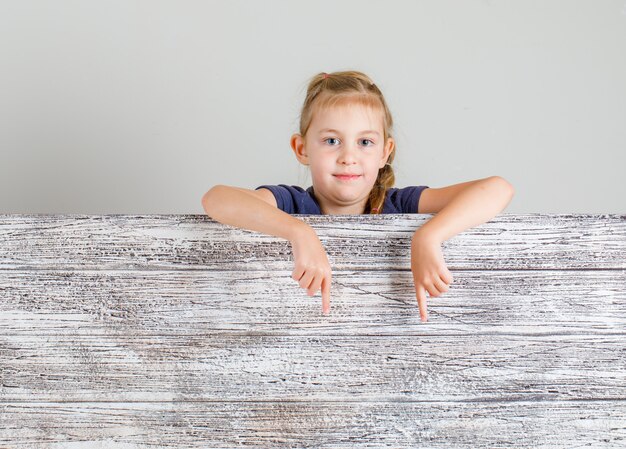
[410,176,515,322]
[416,175,515,243]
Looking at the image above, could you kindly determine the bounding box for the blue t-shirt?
[255,184,429,214]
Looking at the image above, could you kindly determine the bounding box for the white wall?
[1,0,624,214]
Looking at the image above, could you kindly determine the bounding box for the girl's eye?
[324,138,375,147]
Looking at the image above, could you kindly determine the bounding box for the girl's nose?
[338,145,358,164]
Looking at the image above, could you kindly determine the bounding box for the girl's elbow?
[202,185,226,202]
[504,178,515,198]
[201,185,226,215]
[491,176,515,197]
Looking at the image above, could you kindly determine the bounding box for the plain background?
[1,0,624,214]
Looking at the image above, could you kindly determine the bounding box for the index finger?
[416,285,428,322]
[321,274,331,315]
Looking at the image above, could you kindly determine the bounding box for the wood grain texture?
[0,213,624,447]
[0,214,625,270]
[1,270,624,336]
[2,401,625,448]
[1,334,623,402]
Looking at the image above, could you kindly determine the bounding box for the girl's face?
[291,102,394,214]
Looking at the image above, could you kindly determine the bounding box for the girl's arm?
[202,185,333,314]
[411,176,515,322]
[415,176,515,243]
[202,185,309,242]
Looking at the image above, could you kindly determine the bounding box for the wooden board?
[1,270,625,335]
[0,214,625,270]
[0,214,624,447]
[2,401,624,448]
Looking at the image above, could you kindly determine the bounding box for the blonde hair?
[298,70,395,214]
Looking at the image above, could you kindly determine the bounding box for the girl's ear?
[380,137,395,168]
[291,133,310,166]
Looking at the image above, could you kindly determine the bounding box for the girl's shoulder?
[384,185,430,214]
[255,184,321,214]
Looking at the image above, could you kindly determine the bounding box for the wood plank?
[1,270,624,336]
[1,213,624,447]
[1,401,624,448]
[1,214,625,270]
[1,333,623,402]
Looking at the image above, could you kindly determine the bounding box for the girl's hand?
[289,226,332,315]
[410,232,454,322]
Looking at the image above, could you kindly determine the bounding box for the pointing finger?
[321,274,331,315]
[416,285,428,322]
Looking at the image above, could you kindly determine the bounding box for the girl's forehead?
[311,103,384,128]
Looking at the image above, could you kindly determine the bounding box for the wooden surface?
[0,213,624,447]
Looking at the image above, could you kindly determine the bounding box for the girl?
[202,70,514,321]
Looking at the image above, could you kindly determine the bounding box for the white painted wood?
[0,214,624,270]
[0,270,624,335]
[1,401,624,448]
[0,333,623,402]
[0,214,624,447]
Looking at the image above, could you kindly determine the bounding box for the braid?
[367,161,396,214]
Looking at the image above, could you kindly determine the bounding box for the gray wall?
[1,0,624,214]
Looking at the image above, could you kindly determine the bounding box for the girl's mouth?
[334,175,361,181]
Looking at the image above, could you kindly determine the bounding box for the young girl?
[202,70,514,321]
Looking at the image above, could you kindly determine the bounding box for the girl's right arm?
[201,185,332,314]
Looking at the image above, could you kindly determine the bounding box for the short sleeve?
[254,184,321,214]
[255,185,294,213]
[387,186,429,213]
